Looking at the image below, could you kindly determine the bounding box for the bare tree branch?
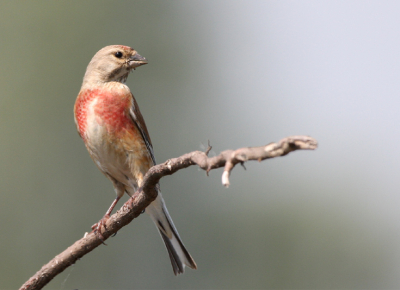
[20,135,317,290]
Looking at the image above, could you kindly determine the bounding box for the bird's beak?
[129,52,148,69]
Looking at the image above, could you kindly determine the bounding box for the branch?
[20,135,317,290]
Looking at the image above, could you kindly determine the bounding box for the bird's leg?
[92,196,121,242]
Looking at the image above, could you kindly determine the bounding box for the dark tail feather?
[146,194,197,275]
[159,229,185,275]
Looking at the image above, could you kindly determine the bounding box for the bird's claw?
[91,214,110,244]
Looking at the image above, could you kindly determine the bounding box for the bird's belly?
[85,118,152,188]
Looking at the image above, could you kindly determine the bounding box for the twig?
[19,135,317,290]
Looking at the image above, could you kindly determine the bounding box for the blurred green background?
[1,1,400,289]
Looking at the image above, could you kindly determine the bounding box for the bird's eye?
[114,51,123,58]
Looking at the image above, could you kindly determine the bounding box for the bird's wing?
[129,93,157,166]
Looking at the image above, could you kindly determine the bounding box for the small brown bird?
[74,45,197,275]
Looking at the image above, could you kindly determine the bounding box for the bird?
[74,45,197,275]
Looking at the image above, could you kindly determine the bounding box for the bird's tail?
[145,192,197,275]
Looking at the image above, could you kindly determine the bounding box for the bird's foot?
[91,214,110,244]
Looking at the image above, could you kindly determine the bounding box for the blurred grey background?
[1,1,400,289]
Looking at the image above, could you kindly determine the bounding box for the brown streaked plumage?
[74,45,197,275]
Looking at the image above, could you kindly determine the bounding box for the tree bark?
[20,135,317,290]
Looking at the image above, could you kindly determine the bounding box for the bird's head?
[82,45,148,86]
